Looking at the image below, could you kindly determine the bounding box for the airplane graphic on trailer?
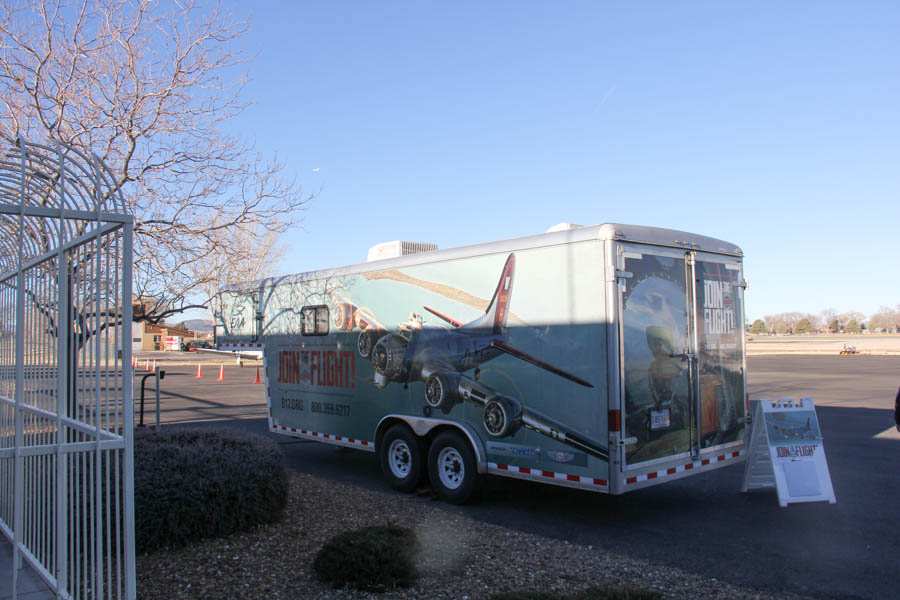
[331,253,609,461]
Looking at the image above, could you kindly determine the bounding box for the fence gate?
[0,137,135,599]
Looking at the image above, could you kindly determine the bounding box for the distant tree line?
[748,305,900,335]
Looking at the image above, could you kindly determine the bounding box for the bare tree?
[190,219,287,317]
[0,0,312,323]
[763,311,804,334]
[802,313,822,332]
[867,305,900,333]
[838,311,866,329]
[819,307,838,331]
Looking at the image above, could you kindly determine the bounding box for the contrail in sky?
[594,84,617,112]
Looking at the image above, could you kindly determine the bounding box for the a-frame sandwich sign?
[741,397,836,507]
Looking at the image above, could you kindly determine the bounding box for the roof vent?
[546,222,583,233]
[366,240,438,262]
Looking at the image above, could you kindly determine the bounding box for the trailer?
[214,223,748,503]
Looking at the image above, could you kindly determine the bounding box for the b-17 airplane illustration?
[330,253,609,461]
[770,416,817,441]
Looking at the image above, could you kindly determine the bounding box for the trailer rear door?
[618,246,745,469]
[691,255,746,454]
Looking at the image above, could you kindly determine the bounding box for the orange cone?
[195,363,203,379]
[217,364,225,381]
[253,366,262,384]
[145,360,150,372]
[151,360,157,373]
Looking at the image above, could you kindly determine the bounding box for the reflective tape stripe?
[626,450,744,485]
[218,343,265,349]
[489,462,608,488]
[271,423,371,448]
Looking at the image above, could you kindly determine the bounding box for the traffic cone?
[151,360,157,373]
[145,360,150,372]
[195,363,203,379]
[217,364,225,381]
[253,366,262,384]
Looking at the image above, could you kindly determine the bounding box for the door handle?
[671,352,697,363]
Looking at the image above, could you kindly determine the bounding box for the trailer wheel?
[427,430,480,504]
[379,424,425,493]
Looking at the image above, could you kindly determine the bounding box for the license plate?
[650,408,671,431]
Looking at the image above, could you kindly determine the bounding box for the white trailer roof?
[223,223,742,291]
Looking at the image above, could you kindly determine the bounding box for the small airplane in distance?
[331,253,609,460]
[192,345,263,365]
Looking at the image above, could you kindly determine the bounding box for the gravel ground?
[137,472,807,600]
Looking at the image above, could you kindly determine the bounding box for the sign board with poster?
[164,335,183,351]
[742,397,836,507]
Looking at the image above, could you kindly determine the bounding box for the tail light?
[608,409,621,432]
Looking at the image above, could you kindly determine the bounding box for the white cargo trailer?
[215,224,747,502]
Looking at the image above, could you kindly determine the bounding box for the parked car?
[182,340,212,352]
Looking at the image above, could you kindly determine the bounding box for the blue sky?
[221,1,899,322]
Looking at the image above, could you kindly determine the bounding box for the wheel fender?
[375,414,487,474]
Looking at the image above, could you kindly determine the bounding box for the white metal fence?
[0,137,134,599]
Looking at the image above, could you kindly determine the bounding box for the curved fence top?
[0,136,130,276]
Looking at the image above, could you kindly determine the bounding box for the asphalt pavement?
[139,353,900,600]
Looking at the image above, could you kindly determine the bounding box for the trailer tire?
[427,430,480,504]
[379,424,425,493]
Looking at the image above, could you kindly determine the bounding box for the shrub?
[491,587,662,600]
[134,426,288,554]
[313,524,419,591]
